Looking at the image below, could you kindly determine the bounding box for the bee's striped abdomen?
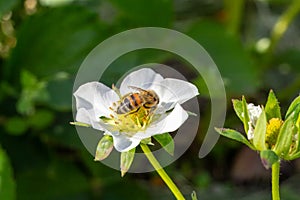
[117,93,143,114]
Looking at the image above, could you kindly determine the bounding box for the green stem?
[140,144,185,200]
[272,161,280,200]
[267,0,300,56]
[224,0,245,35]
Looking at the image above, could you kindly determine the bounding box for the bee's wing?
[128,86,147,92]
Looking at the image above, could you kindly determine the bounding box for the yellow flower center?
[265,118,283,148]
[103,107,156,137]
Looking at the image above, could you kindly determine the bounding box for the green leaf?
[120,148,135,177]
[153,133,174,156]
[286,95,300,119]
[242,96,250,134]
[265,90,281,121]
[0,146,16,200]
[94,135,114,161]
[253,109,267,151]
[274,114,296,158]
[260,150,279,169]
[215,128,255,150]
[4,117,28,135]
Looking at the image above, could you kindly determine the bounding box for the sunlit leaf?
[153,133,174,156]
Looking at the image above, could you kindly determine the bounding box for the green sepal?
[141,137,154,145]
[232,97,250,134]
[265,90,281,121]
[260,150,279,169]
[191,191,198,200]
[153,133,174,156]
[273,114,295,158]
[94,135,114,161]
[285,95,300,119]
[287,151,300,160]
[252,108,267,151]
[242,96,250,134]
[232,99,244,122]
[70,121,91,127]
[186,111,197,116]
[120,148,136,177]
[215,128,255,150]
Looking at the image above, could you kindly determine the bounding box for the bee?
[116,86,159,115]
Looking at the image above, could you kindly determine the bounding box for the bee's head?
[144,90,159,107]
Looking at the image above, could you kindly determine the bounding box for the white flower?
[74,68,199,152]
[246,103,262,140]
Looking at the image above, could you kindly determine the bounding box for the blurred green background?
[1,0,300,199]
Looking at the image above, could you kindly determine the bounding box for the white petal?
[76,108,105,131]
[152,78,199,112]
[74,82,119,118]
[110,132,141,152]
[120,68,164,95]
[133,104,188,140]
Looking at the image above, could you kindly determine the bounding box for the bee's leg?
[124,107,140,117]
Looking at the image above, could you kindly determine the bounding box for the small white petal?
[120,68,164,95]
[152,78,199,112]
[247,121,255,140]
[74,82,119,118]
[133,104,189,140]
[247,103,262,125]
[110,132,141,152]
